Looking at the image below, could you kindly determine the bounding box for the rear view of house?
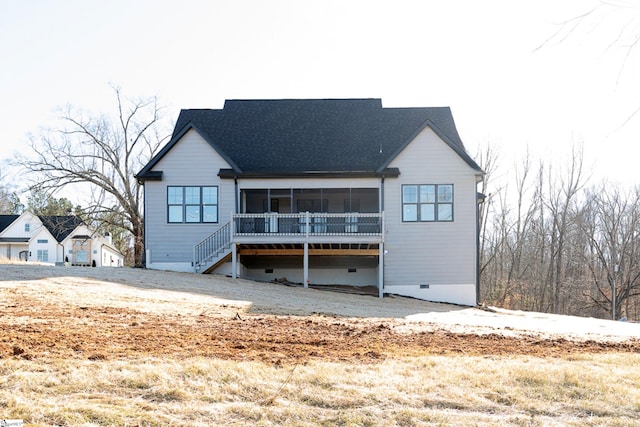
[136,99,484,305]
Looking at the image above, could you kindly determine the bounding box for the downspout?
[476,189,486,306]
[380,177,385,212]
[234,178,239,213]
[58,242,64,265]
[142,181,149,268]
[476,194,480,306]
[232,177,239,279]
[380,176,385,298]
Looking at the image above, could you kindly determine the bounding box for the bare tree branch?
[13,87,170,266]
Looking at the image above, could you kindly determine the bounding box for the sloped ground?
[1,264,639,364]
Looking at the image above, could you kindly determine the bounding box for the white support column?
[378,243,384,298]
[303,242,309,288]
[236,247,241,278]
[231,242,237,279]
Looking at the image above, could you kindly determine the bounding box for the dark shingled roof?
[0,215,19,233]
[137,99,481,179]
[38,215,85,242]
[0,237,29,243]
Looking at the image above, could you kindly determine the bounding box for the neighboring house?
[136,99,484,306]
[0,212,124,267]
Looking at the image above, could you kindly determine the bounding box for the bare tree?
[15,86,169,266]
[478,140,640,320]
[475,143,499,277]
[480,149,548,311]
[536,1,640,123]
[581,184,640,319]
[0,167,12,213]
[543,144,587,314]
[0,165,23,214]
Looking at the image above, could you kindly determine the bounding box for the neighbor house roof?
[137,98,482,180]
[38,215,85,242]
[0,215,19,233]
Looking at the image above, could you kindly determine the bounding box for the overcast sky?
[1,0,639,188]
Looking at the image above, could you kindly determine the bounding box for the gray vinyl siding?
[144,129,235,263]
[384,126,480,296]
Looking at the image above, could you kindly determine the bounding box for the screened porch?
[235,188,382,239]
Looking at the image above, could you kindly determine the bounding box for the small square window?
[403,185,418,203]
[167,187,183,204]
[168,205,183,223]
[185,187,201,204]
[420,204,435,221]
[403,204,417,222]
[185,205,201,222]
[420,185,435,203]
[203,187,218,204]
[438,185,453,203]
[203,206,218,223]
[438,204,453,221]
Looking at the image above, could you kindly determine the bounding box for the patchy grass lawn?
[2,354,640,426]
[1,264,639,426]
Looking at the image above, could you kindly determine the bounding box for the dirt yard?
[1,264,639,364]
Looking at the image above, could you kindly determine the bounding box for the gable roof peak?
[38,215,85,242]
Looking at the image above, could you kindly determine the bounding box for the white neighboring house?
[136,99,484,306]
[0,212,124,267]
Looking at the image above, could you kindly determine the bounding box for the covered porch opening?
[241,188,380,214]
[0,240,29,261]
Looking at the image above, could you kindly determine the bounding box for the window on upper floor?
[168,186,219,223]
[37,239,48,244]
[402,184,453,222]
[25,223,30,232]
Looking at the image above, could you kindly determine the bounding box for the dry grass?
[1,264,640,426]
[1,354,639,426]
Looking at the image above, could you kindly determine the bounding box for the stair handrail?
[194,221,232,271]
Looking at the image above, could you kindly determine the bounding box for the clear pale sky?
[1,0,639,187]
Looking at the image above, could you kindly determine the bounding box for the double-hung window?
[37,249,49,262]
[168,186,218,223]
[402,184,453,222]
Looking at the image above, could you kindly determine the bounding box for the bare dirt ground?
[1,264,639,364]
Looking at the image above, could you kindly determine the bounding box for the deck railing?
[233,212,383,237]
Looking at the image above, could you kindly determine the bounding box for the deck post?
[303,242,309,288]
[193,245,197,273]
[231,242,237,279]
[378,243,384,298]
